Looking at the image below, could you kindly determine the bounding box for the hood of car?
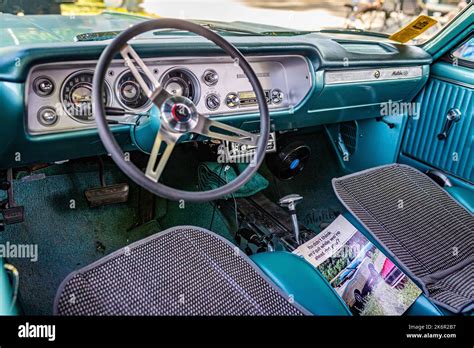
[0,12,148,47]
[0,12,306,48]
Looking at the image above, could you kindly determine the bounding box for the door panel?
[401,62,473,183]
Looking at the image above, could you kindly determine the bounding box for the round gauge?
[116,70,152,111]
[161,68,200,104]
[61,71,109,123]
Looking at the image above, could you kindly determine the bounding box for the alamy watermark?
[0,242,38,262]
[216,143,258,166]
[380,99,421,119]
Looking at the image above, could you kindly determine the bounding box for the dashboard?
[0,24,435,168]
[26,55,312,135]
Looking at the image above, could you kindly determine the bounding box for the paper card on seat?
[293,215,422,316]
[293,215,357,267]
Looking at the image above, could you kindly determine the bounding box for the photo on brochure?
[294,215,422,316]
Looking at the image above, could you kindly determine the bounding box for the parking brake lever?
[279,194,303,245]
[437,108,461,141]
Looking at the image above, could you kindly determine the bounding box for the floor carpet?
[1,131,342,314]
[0,152,230,315]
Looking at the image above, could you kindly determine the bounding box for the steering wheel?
[93,19,270,203]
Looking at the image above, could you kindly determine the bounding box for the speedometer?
[116,70,152,111]
[161,68,200,103]
[61,70,110,123]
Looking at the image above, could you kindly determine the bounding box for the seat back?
[55,227,308,316]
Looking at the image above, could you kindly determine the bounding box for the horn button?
[161,95,199,132]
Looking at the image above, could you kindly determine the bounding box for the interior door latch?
[437,108,461,141]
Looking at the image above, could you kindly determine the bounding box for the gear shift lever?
[278,194,303,245]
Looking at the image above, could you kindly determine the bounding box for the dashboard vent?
[339,43,394,55]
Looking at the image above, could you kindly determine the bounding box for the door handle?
[437,108,461,141]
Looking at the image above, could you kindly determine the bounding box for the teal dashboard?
[0,13,432,168]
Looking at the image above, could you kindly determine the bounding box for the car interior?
[0,3,472,318]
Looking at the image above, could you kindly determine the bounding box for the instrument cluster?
[26,55,312,135]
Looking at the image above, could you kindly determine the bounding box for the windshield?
[1,0,470,43]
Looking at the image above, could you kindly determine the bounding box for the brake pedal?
[85,184,129,208]
[84,157,129,208]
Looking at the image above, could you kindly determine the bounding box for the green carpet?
[1,165,145,315]
[0,132,342,314]
[0,151,233,315]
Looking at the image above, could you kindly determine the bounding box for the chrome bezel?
[33,76,55,97]
[159,67,201,105]
[60,69,112,124]
[26,54,312,135]
[202,69,219,86]
[37,106,58,126]
[114,69,153,113]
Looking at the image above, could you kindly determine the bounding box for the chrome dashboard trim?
[325,66,423,85]
[26,54,312,135]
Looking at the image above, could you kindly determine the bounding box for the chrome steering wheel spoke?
[94,19,270,202]
[145,128,180,182]
[195,114,258,146]
[120,44,171,107]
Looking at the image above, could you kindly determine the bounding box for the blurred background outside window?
[0,0,469,43]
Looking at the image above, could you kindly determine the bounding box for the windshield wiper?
[319,28,390,38]
[196,22,310,36]
[195,22,263,36]
[75,26,257,42]
[75,21,310,42]
[75,31,123,42]
[260,30,312,36]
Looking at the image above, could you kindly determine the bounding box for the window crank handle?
[437,108,461,141]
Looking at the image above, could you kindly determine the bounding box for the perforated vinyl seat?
[55,224,443,316]
[54,227,309,316]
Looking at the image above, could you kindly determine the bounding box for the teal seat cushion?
[0,258,19,315]
[445,185,474,214]
[405,294,443,316]
[250,251,351,316]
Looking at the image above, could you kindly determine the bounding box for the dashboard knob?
[33,76,54,96]
[225,92,239,108]
[203,69,219,86]
[205,93,221,111]
[271,89,284,104]
[38,107,58,126]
